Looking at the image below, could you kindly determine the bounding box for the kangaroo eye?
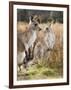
[35,23,38,26]
[46,27,49,30]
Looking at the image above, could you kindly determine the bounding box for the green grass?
[17,61,63,80]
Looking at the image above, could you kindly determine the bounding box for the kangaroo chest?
[28,31,37,48]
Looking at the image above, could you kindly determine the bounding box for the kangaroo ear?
[37,19,40,24]
[47,22,51,28]
[31,16,33,21]
[49,23,51,28]
[33,15,40,23]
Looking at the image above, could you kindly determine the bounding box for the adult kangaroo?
[34,22,55,59]
[17,16,41,70]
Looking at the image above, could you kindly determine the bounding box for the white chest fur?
[44,29,55,49]
[28,31,37,48]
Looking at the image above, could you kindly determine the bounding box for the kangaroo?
[17,15,41,71]
[44,24,55,50]
[34,22,55,60]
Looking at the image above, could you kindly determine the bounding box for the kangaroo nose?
[46,27,49,31]
[38,27,42,31]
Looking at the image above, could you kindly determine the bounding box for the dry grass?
[17,22,63,80]
[17,22,29,32]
